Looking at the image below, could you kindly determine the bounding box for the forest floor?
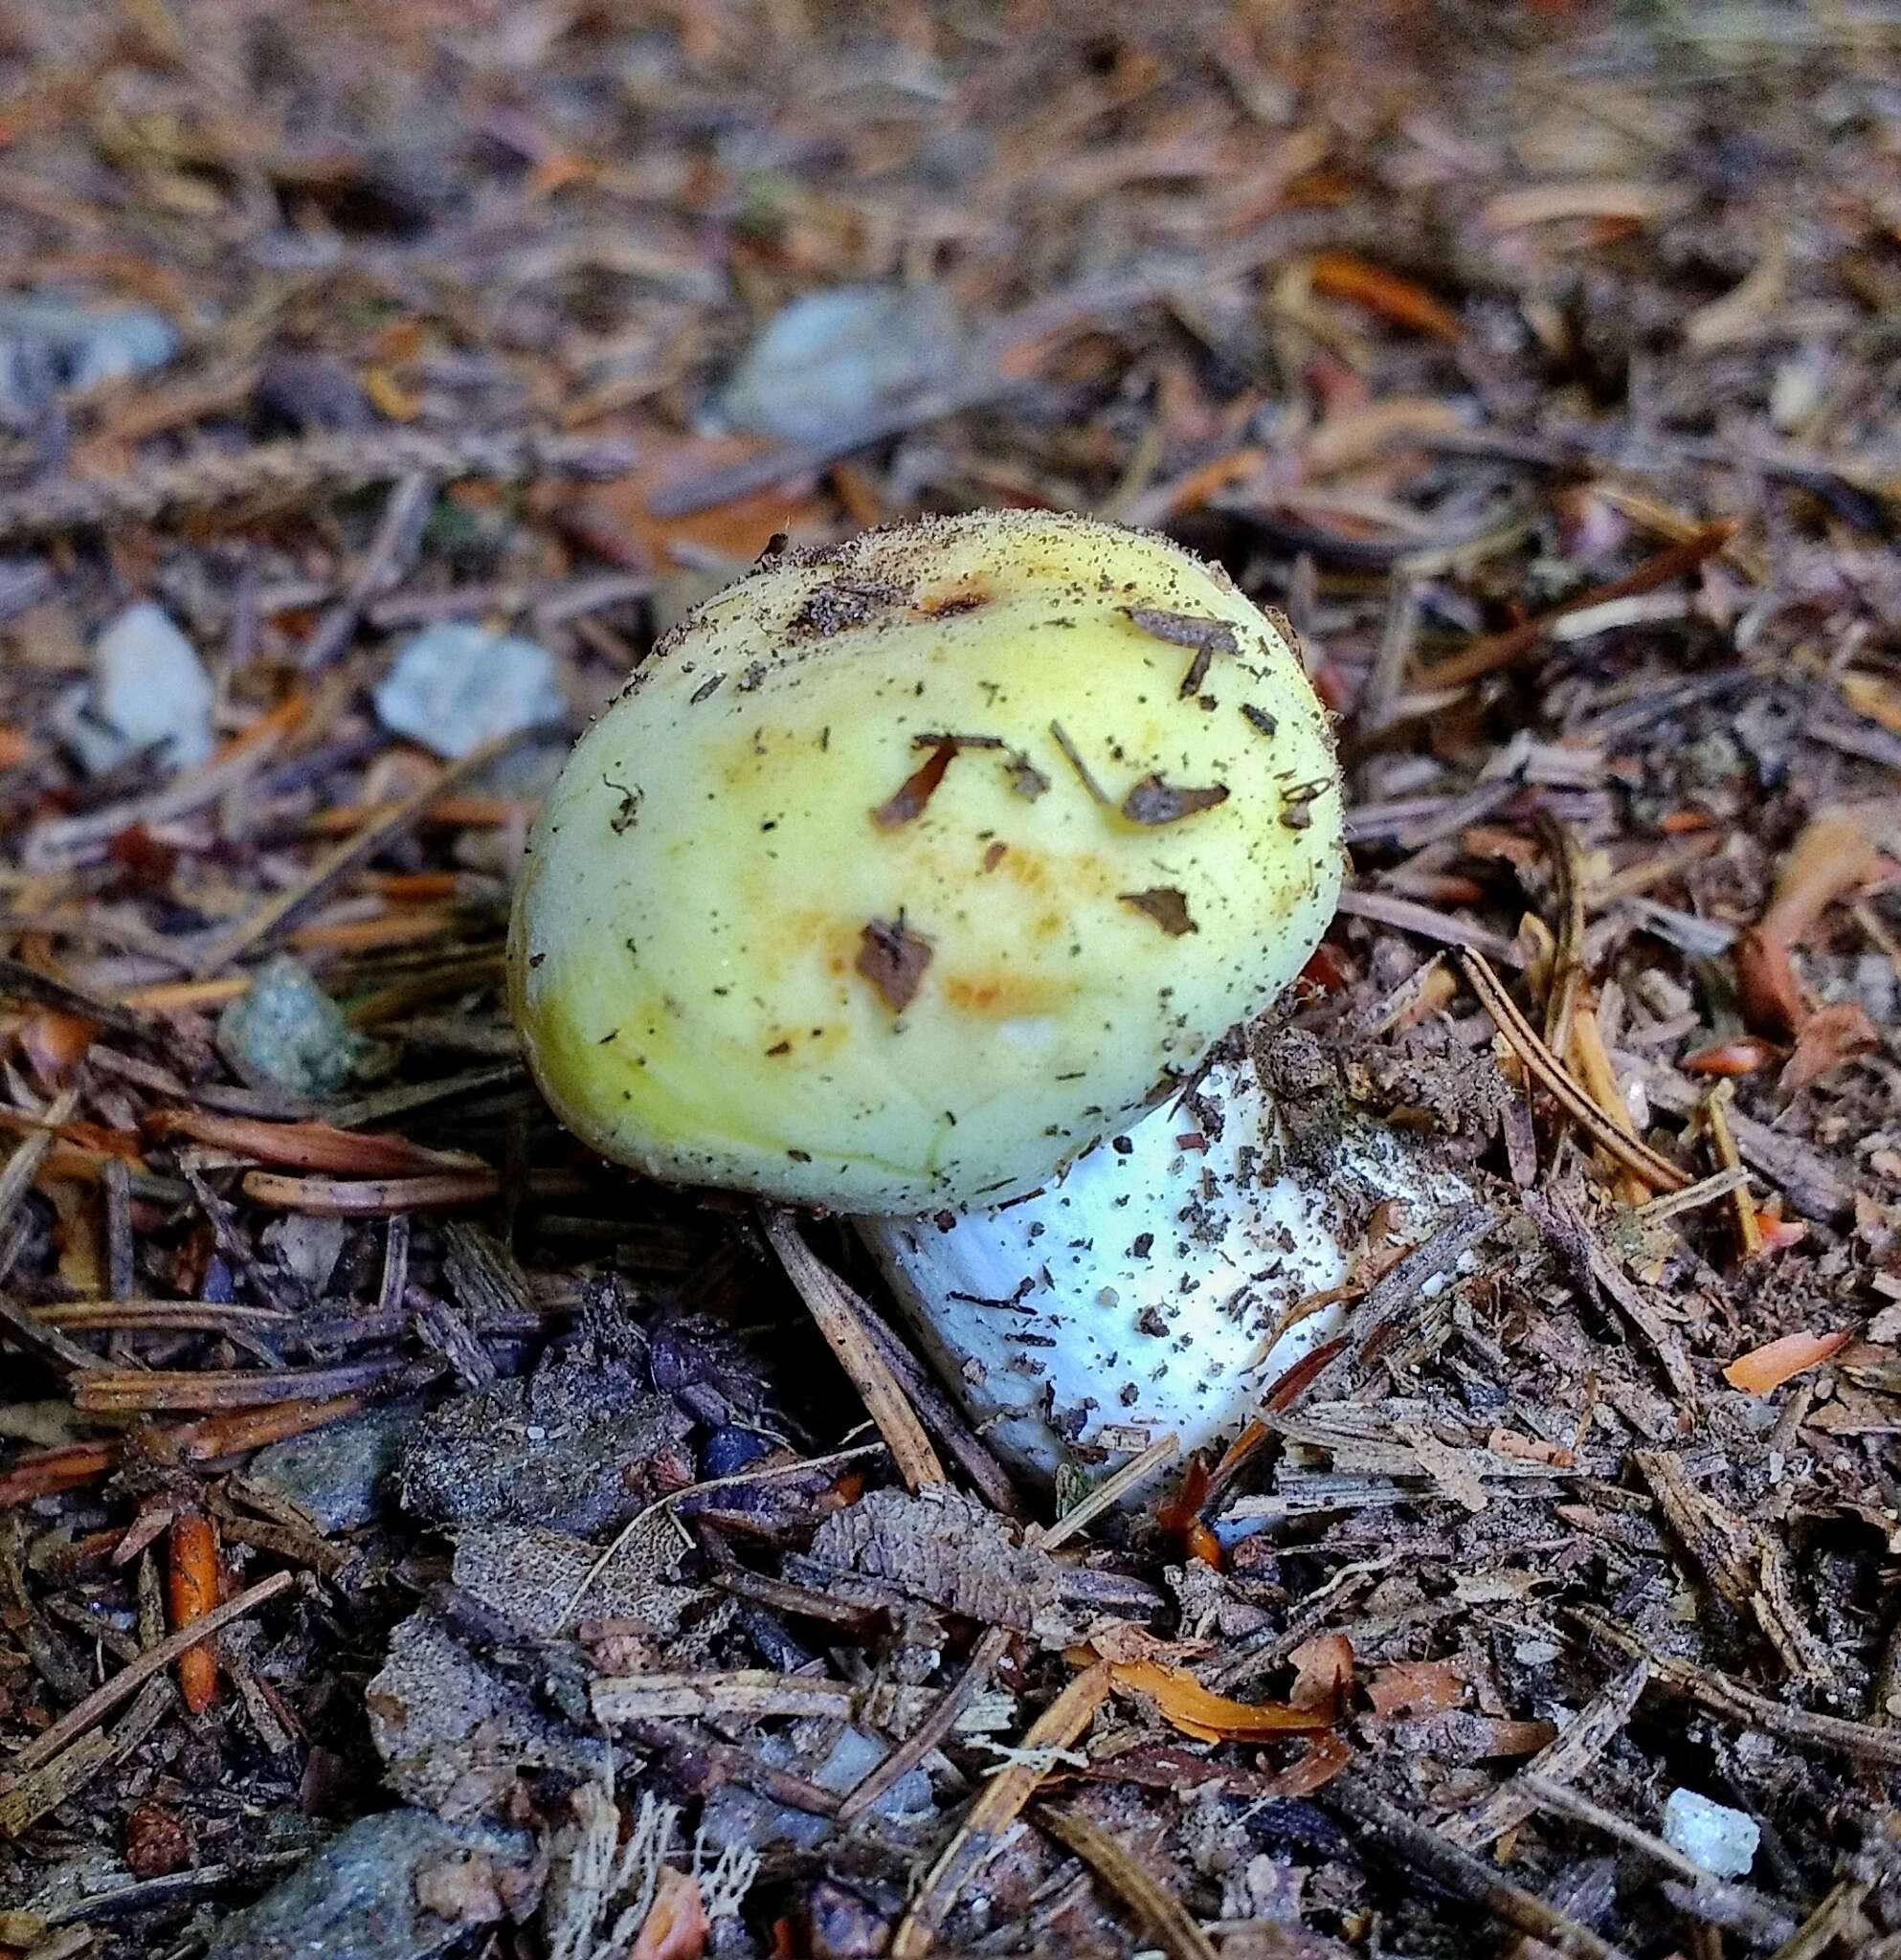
[2,3,1901,1958]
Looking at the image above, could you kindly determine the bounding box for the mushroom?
[509,511,1455,1482]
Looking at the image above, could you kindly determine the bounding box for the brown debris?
[762,1212,945,1494]
[890,1662,1111,1960]
[1120,886,1197,936]
[1121,606,1239,701]
[871,736,960,830]
[1120,775,1231,826]
[854,913,933,1014]
[1734,805,1884,1037]
[808,1484,1076,1644]
[1036,1803,1219,1960]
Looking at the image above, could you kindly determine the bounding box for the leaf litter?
[1,6,1901,1960]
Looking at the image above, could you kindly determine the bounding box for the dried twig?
[1461,952,1689,1193]
[1336,887,1523,964]
[0,1298,101,1371]
[1762,1882,1875,1960]
[827,1273,1022,1518]
[1515,1773,1798,1944]
[1039,1432,1180,1549]
[1450,1661,1649,1847]
[298,471,436,672]
[0,428,634,545]
[1537,808,1589,1061]
[1699,1082,1763,1258]
[23,694,307,869]
[147,1107,482,1174]
[1036,1803,1220,1960]
[557,1444,888,1630]
[1571,1607,1901,1767]
[0,956,147,1036]
[1347,573,1423,744]
[74,1356,419,1414]
[837,1623,1013,1826]
[1420,522,1737,689]
[1323,1772,1633,1960]
[1633,1165,1752,1226]
[891,1661,1112,1960]
[14,1570,294,1772]
[0,1084,82,1244]
[0,1675,173,1839]
[762,1209,945,1492]
[1289,1208,1498,1405]
[192,733,530,973]
[1530,1192,1697,1404]
[1632,1060,1849,1221]
[591,1670,856,1725]
[236,1169,510,1213]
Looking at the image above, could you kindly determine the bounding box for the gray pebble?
[217,956,363,1098]
[373,622,565,760]
[204,1810,530,1960]
[63,603,214,776]
[720,283,963,446]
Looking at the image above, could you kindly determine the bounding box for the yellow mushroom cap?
[508,510,1342,1213]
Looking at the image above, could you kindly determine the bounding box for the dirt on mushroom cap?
[509,510,1343,1211]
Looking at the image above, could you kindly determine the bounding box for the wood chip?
[1572,1607,1901,1767]
[762,1211,945,1492]
[591,1669,857,1725]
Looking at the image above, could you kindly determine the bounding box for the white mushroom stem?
[857,1053,1467,1487]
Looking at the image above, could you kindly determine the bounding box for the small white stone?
[721,283,964,445]
[1663,1788,1759,1878]
[70,602,214,774]
[373,622,565,760]
[0,298,178,412]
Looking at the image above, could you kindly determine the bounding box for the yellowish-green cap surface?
[509,510,1342,1213]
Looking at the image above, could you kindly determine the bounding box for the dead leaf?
[1841,669,1901,735]
[18,1010,98,1088]
[1006,750,1050,799]
[1483,180,1688,230]
[855,915,933,1013]
[1120,776,1229,825]
[1303,398,1464,478]
[1366,1659,1464,1721]
[1486,1428,1574,1469]
[1739,806,1883,1037]
[630,1864,708,1960]
[413,1850,507,1927]
[872,737,959,829]
[1724,1326,1850,1395]
[1261,1732,1353,1796]
[560,430,825,573]
[1778,999,1880,1094]
[1682,1036,1779,1078]
[1104,1657,1332,1743]
[1119,886,1196,936]
[1287,1632,1353,1711]
[1120,606,1237,697]
[1309,252,1462,340]
[1685,224,1788,349]
[1077,1619,1208,1666]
